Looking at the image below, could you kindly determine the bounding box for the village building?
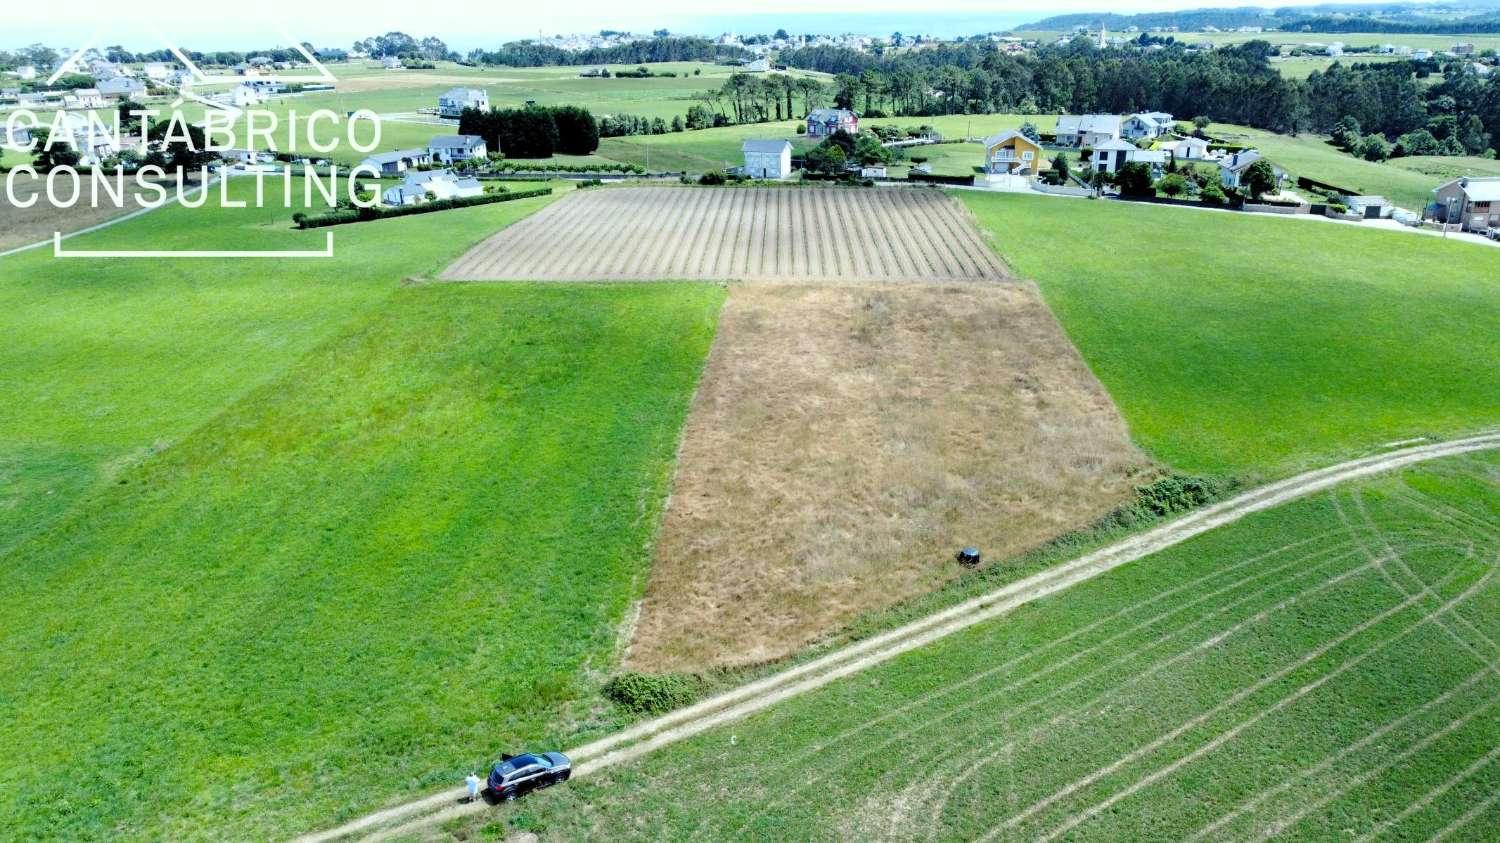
[382,169,484,206]
[1219,150,1286,191]
[360,148,434,175]
[1160,136,1211,161]
[1055,114,1122,149]
[980,130,1043,176]
[1091,138,1165,177]
[427,134,489,164]
[1121,112,1174,140]
[438,88,489,119]
[741,139,793,179]
[1430,177,1500,232]
[97,77,147,98]
[63,88,106,109]
[806,108,859,138]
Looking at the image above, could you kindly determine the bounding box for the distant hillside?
[1020,2,1500,34]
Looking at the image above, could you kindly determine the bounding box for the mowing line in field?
[1009,567,1491,842]
[54,230,335,259]
[1241,683,1500,841]
[723,538,1370,834]
[1350,742,1500,843]
[1187,661,1500,841]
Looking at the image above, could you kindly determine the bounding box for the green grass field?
[447,452,1500,842]
[961,192,1500,477]
[0,179,727,840]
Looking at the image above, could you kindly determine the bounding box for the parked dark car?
[486,751,571,801]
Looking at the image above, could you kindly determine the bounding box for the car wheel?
[502,789,517,802]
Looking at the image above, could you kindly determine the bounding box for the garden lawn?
[961,192,1500,477]
[0,280,724,842]
[443,452,1500,842]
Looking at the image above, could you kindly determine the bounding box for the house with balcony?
[981,130,1044,176]
[438,88,489,119]
[1121,112,1174,140]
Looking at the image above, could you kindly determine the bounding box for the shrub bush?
[698,170,726,185]
[601,672,703,715]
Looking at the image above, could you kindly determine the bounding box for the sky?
[9,0,1422,52]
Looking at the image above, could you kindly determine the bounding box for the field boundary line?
[294,431,1500,843]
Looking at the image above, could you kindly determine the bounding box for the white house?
[1121,112,1174,140]
[1219,150,1286,191]
[1413,49,1434,61]
[382,56,404,70]
[1091,139,1165,177]
[98,77,147,98]
[744,58,770,72]
[1160,136,1210,160]
[427,134,489,164]
[1055,114,1122,148]
[382,168,484,206]
[438,87,488,118]
[225,84,266,107]
[741,139,792,179]
[143,62,171,81]
[16,65,37,80]
[63,88,106,109]
[360,148,434,175]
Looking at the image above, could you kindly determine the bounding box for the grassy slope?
[1207,123,1500,210]
[448,453,1500,842]
[0,178,561,554]
[961,192,1500,476]
[0,281,723,842]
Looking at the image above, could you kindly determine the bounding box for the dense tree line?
[468,37,747,67]
[1299,15,1500,34]
[352,33,454,61]
[458,105,600,158]
[779,40,1499,154]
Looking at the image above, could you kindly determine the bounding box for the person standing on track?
[465,772,482,803]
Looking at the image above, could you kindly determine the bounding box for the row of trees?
[692,73,829,125]
[467,37,745,67]
[457,105,600,159]
[352,33,453,61]
[778,40,1500,157]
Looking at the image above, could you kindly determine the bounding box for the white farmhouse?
[438,87,488,119]
[1121,112,1174,140]
[382,169,485,206]
[16,65,37,80]
[143,62,171,81]
[741,139,792,179]
[382,56,404,70]
[98,77,147,98]
[1091,139,1165,177]
[63,88,106,109]
[1055,114,1122,148]
[427,134,488,164]
[1160,136,1210,161]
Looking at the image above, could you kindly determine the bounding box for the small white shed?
[742,139,793,180]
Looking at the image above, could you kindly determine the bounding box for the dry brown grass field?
[440,186,1011,283]
[0,177,165,252]
[626,283,1151,672]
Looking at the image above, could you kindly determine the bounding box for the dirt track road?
[295,431,1500,843]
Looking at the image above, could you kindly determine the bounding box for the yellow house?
[982,131,1044,177]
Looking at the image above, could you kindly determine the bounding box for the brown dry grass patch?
[0,177,164,252]
[626,282,1152,672]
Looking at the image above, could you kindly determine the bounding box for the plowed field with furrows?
[440,187,1010,282]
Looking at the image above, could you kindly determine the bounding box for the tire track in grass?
[926,551,1390,833]
[1186,661,1499,841]
[1351,743,1500,843]
[296,433,1500,843]
[1006,566,1492,843]
[726,538,1371,836]
[1245,691,1500,841]
[1426,783,1500,842]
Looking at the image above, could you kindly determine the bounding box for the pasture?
[441,187,1010,283]
[446,452,1500,842]
[629,282,1148,671]
[0,176,734,841]
[962,191,1500,477]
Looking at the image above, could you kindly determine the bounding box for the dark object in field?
[485,751,572,802]
[957,547,982,566]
